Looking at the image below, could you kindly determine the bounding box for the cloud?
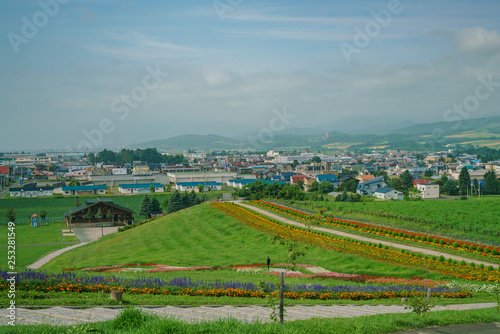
[455,27,500,55]
[434,27,500,57]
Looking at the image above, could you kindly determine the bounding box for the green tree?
[150,184,155,193]
[311,156,321,163]
[440,174,449,184]
[400,170,414,192]
[188,190,201,206]
[106,210,113,222]
[444,180,459,196]
[197,184,204,193]
[139,195,152,218]
[5,208,15,222]
[389,178,403,191]
[423,170,434,178]
[338,179,358,193]
[458,167,471,195]
[151,197,161,214]
[318,180,333,194]
[167,191,182,213]
[84,209,93,223]
[484,170,499,195]
[95,208,103,222]
[39,210,48,219]
[180,192,190,209]
[308,180,319,192]
[88,152,96,165]
[296,179,304,190]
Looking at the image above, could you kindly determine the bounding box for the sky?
[1,0,500,151]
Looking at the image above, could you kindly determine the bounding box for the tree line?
[89,148,185,165]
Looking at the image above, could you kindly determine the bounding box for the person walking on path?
[266,256,271,270]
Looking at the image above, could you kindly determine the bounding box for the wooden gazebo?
[64,198,135,227]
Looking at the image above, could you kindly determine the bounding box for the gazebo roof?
[64,198,135,217]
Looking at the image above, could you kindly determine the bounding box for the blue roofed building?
[62,185,107,196]
[373,187,403,200]
[176,181,222,192]
[118,183,165,194]
[315,174,339,188]
[356,176,386,196]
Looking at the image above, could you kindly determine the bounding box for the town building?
[118,183,165,194]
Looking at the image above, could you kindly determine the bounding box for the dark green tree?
[444,180,459,196]
[151,197,161,214]
[150,184,156,193]
[307,180,319,192]
[423,170,434,178]
[5,208,15,222]
[389,178,403,191]
[188,190,201,206]
[318,180,333,194]
[311,156,321,163]
[296,179,304,190]
[95,208,103,222]
[84,209,93,223]
[484,170,499,195]
[458,167,471,195]
[69,180,81,187]
[139,195,152,218]
[167,191,182,213]
[180,192,191,209]
[400,170,414,192]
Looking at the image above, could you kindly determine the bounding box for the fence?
[0,216,65,225]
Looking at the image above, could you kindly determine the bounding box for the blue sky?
[1,0,500,151]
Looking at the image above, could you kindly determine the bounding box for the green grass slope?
[41,204,444,279]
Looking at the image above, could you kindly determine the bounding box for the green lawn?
[0,223,80,270]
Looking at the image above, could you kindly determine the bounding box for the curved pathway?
[27,227,119,269]
[235,202,500,269]
[0,303,496,326]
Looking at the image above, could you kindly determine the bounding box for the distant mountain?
[129,116,500,152]
[393,116,500,136]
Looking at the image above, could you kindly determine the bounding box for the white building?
[10,186,54,198]
[175,181,222,192]
[417,184,440,199]
[119,183,165,194]
[111,168,127,175]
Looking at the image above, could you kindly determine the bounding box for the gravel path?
[235,202,500,269]
[1,303,495,326]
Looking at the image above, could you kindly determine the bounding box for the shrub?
[470,262,476,268]
[113,307,152,330]
[447,258,452,263]
[433,238,438,243]
[492,249,498,256]
[409,234,415,239]
[438,255,445,262]
[427,236,433,242]
[476,246,483,253]
[398,232,403,237]
[460,260,467,265]
[431,255,437,261]
[462,244,468,249]
[484,247,490,254]
[378,243,383,248]
[414,236,420,241]
[488,266,494,271]
[479,263,485,269]
[452,242,459,248]
[469,245,475,251]
[439,239,445,245]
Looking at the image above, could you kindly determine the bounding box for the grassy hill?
[41,204,429,278]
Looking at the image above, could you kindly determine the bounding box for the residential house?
[316,174,339,189]
[373,187,403,200]
[9,186,54,198]
[417,184,440,199]
[356,176,386,196]
[62,185,107,196]
[175,181,222,192]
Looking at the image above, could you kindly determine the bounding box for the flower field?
[213,202,500,282]
[250,201,500,259]
[0,270,472,301]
